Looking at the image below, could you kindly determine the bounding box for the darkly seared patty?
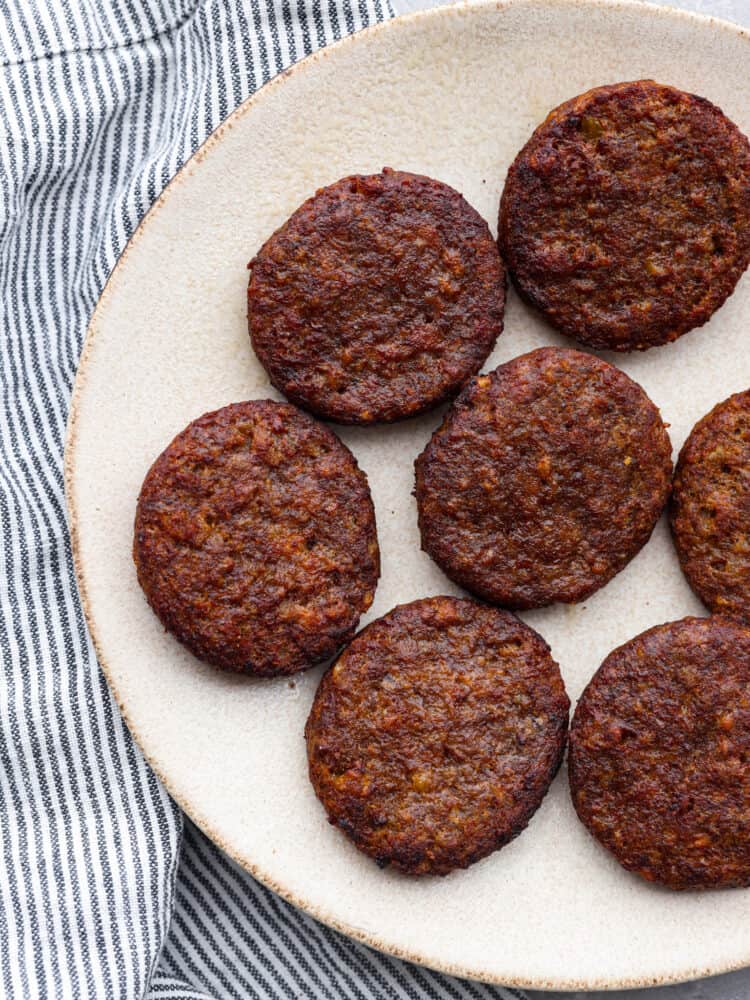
[671,390,750,620]
[499,80,750,351]
[569,617,750,890]
[305,596,569,876]
[415,347,672,609]
[134,400,379,676]
[248,168,505,424]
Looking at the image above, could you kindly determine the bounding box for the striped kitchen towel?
[0,1,526,997]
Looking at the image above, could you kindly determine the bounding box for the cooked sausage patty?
[499,80,750,351]
[133,400,379,675]
[415,347,672,609]
[569,616,750,890]
[248,168,505,424]
[305,596,569,876]
[671,390,750,620]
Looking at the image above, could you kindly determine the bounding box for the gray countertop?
[387,0,750,995]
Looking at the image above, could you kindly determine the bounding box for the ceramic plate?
[65,0,750,988]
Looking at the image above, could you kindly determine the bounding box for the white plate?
[65,0,750,989]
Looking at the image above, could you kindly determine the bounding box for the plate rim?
[64,0,750,989]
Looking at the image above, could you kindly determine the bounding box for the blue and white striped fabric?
[0,1,526,997]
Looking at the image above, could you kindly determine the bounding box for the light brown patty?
[306,596,569,876]
[671,390,750,620]
[415,347,672,609]
[134,400,379,675]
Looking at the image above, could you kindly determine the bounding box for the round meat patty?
[133,400,379,676]
[671,390,750,620]
[569,616,750,890]
[305,596,569,876]
[247,168,505,424]
[499,80,750,351]
[415,347,672,609]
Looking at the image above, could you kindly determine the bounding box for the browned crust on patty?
[133,400,379,676]
[305,596,569,876]
[248,168,505,424]
[569,616,750,890]
[670,390,750,620]
[499,80,750,351]
[414,347,672,609]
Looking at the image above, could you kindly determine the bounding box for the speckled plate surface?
[65,0,750,989]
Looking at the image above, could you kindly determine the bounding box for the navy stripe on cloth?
[0,0,526,997]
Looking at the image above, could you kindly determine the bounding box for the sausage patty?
[248,169,505,424]
[305,596,569,876]
[499,80,750,351]
[415,347,672,609]
[133,400,379,675]
[569,616,750,890]
[670,390,750,620]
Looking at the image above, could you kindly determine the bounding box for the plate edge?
[63,0,750,989]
